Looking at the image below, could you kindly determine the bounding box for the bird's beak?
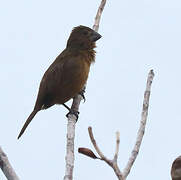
[90,31,102,42]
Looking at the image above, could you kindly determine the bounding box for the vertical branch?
[113,132,120,162]
[0,147,19,180]
[123,70,155,178]
[93,0,107,32]
[63,116,76,180]
[64,96,82,180]
[63,0,106,180]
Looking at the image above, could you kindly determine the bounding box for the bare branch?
[88,127,124,180]
[93,0,107,32]
[113,131,120,163]
[0,146,19,180]
[63,115,77,180]
[88,127,107,161]
[64,0,106,179]
[123,70,155,178]
[80,70,154,180]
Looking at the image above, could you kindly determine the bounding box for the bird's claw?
[66,109,80,121]
[79,89,86,102]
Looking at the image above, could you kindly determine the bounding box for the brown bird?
[18,25,101,139]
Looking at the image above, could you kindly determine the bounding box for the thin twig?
[88,127,108,161]
[113,131,120,163]
[123,70,155,178]
[93,0,107,32]
[0,146,19,180]
[63,0,106,179]
[88,127,124,180]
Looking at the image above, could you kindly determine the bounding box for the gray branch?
[88,127,124,180]
[63,0,106,179]
[123,69,154,178]
[0,146,19,180]
[80,70,154,180]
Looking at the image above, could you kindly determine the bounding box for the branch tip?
[123,70,154,178]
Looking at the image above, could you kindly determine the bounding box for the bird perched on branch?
[18,25,101,139]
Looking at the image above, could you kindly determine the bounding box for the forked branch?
[79,70,155,180]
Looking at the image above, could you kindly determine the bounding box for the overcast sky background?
[1,0,181,179]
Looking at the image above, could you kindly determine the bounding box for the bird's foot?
[66,109,80,121]
[63,103,71,111]
[79,89,86,102]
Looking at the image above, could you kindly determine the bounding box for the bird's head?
[66,25,102,50]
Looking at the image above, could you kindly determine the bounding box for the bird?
[17,25,101,139]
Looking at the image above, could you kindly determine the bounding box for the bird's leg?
[63,103,71,111]
[78,89,86,102]
[66,110,79,120]
[63,103,79,120]
[65,89,85,120]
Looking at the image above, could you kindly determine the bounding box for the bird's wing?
[34,51,67,110]
[34,49,88,110]
[18,51,68,139]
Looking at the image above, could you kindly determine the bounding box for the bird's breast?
[55,57,91,104]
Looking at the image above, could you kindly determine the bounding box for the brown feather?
[18,25,101,139]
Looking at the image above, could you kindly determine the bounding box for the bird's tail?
[17,109,39,139]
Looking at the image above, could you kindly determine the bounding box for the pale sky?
[1,0,181,179]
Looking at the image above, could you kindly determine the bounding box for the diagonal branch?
[63,1,106,180]
[88,127,109,161]
[0,146,19,180]
[122,69,154,178]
